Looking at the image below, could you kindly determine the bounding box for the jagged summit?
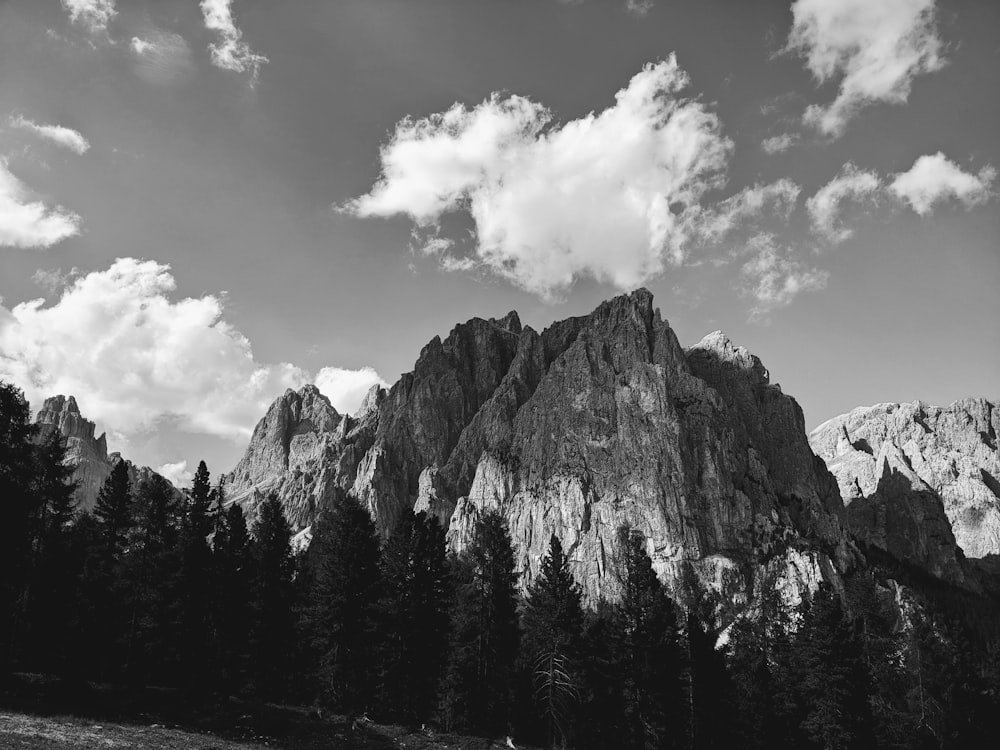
[34,395,175,511]
[229,289,853,607]
[809,398,1000,560]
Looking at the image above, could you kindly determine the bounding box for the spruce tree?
[94,460,133,558]
[306,493,383,714]
[379,509,451,723]
[443,510,520,736]
[522,534,584,748]
[251,493,295,700]
[615,528,684,750]
[177,460,214,688]
[214,502,253,693]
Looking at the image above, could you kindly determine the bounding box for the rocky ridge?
[34,395,174,511]
[229,289,855,607]
[809,399,1000,561]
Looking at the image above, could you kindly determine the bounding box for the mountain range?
[36,290,1000,607]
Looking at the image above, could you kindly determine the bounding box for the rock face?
[809,399,1000,560]
[34,395,174,511]
[232,290,854,606]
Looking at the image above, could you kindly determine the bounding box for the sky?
[0,0,997,487]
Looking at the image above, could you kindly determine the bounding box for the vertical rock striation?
[231,289,854,608]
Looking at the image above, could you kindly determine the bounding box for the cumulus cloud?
[806,163,881,242]
[761,133,799,154]
[0,258,383,442]
[10,116,90,155]
[199,0,268,83]
[889,152,996,215]
[739,234,829,319]
[315,366,389,416]
[348,55,732,299]
[786,0,944,136]
[32,267,80,293]
[61,0,116,35]
[0,160,81,249]
[156,460,194,489]
[130,30,196,85]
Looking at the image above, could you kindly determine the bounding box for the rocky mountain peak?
[810,398,1000,561]
[231,289,854,608]
[34,395,175,512]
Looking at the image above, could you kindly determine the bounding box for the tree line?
[2,381,999,749]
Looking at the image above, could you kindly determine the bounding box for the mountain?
[34,395,175,511]
[809,399,1000,562]
[229,289,856,606]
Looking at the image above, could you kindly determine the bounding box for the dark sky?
[1,0,997,485]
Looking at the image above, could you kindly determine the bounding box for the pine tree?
[251,493,295,700]
[0,383,36,661]
[379,509,451,723]
[615,528,684,750]
[94,460,133,558]
[522,534,584,748]
[687,614,737,750]
[123,474,181,684]
[23,427,78,672]
[214,502,253,693]
[177,460,214,688]
[306,493,383,714]
[782,585,876,750]
[442,510,520,736]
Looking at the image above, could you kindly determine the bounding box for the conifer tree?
[522,534,584,748]
[379,509,451,723]
[177,460,214,688]
[306,493,383,714]
[214,502,253,693]
[443,510,520,735]
[615,529,684,750]
[94,461,133,558]
[251,493,295,699]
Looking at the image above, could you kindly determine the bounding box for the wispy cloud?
[625,0,654,16]
[695,179,801,244]
[806,163,881,242]
[890,152,996,215]
[199,0,268,83]
[61,0,116,35]
[348,55,733,299]
[0,160,81,249]
[761,133,799,155]
[785,0,945,136]
[130,29,196,85]
[10,116,90,155]
[739,233,829,320]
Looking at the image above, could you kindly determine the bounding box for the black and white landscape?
[1,1,998,749]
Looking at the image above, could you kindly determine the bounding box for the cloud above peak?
[200,0,268,83]
[10,116,90,155]
[348,56,733,299]
[0,258,384,442]
[786,0,944,136]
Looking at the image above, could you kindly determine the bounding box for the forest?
[2,380,999,750]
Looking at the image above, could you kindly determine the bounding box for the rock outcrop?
[231,290,854,607]
[34,395,174,511]
[809,399,1000,560]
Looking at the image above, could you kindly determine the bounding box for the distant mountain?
[34,395,177,511]
[228,289,857,608]
[810,399,1000,564]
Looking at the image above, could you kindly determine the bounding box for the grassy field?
[0,710,526,749]
[0,675,529,750]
